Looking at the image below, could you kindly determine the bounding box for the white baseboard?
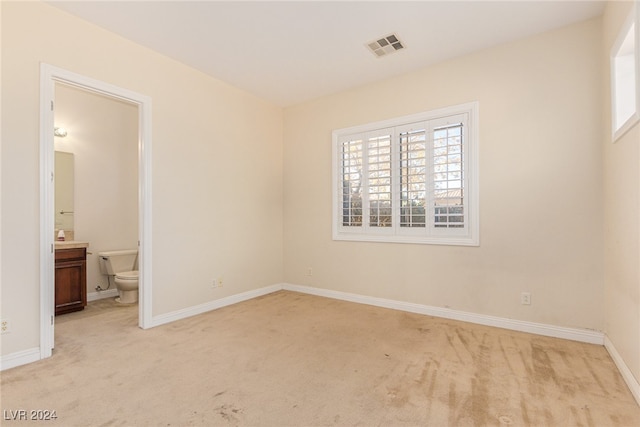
[282,283,605,345]
[149,284,283,328]
[605,335,640,406]
[87,288,119,302]
[0,347,41,371]
[139,282,602,345]
[0,283,610,374]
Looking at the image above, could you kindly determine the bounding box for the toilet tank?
[98,249,138,275]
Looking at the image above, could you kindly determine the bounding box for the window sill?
[613,112,640,143]
[333,232,479,247]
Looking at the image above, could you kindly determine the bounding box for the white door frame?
[39,63,153,359]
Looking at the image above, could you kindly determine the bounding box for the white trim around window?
[611,2,640,142]
[332,102,479,246]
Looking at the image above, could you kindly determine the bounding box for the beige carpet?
[1,290,639,426]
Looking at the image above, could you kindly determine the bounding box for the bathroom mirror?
[55,151,74,234]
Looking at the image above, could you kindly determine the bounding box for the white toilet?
[98,249,139,304]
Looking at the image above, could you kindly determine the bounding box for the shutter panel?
[430,116,466,229]
[398,123,427,228]
[339,135,363,227]
[366,130,393,228]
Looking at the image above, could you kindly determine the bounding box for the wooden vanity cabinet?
[55,247,87,315]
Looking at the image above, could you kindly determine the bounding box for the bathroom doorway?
[54,83,138,306]
[40,64,153,359]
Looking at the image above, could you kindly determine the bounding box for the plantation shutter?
[365,129,393,228]
[333,102,478,246]
[429,114,467,231]
[397,122,427,229]
[339,135,364,227]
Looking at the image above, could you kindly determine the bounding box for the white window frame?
[611,2,640,142]
[332,102,479,246]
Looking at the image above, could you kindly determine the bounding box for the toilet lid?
[116,270,138,280]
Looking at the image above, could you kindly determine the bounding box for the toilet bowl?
[114,270,139,304]
[98,250,139,304]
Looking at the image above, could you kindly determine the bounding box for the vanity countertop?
[55,241,89,250]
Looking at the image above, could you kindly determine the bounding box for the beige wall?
[54,83,139,296]
[602,1,640,385]
[283,18,604,331]
[1,1,284,356]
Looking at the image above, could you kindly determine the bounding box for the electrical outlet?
[1,319,10,335]
[212,276,224,288]
[306,267,313,276]
[521,292,531,305]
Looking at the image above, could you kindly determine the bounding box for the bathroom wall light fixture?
[54,127,68,138]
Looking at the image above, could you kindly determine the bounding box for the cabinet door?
[55,259,86,315]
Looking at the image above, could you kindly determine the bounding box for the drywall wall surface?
[602,0,640,385]
[1,1,283,357]
[283,18,604,331]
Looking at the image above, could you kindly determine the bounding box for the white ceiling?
[48,1,606,107]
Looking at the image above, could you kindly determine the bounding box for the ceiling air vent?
[366,33,405,58]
